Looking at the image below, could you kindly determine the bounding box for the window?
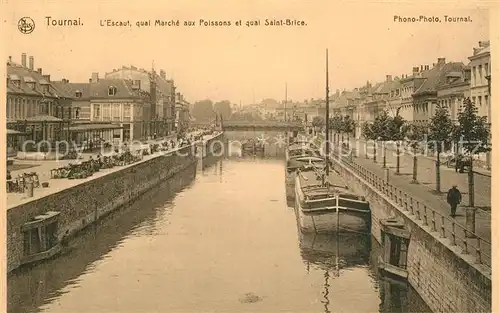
[485,95,489,106]
[42,84,49,94]
[485,63,489,76]
[478,65,483,85]
[472,96,476,105]
[123,104,131,120]
[93,104,101,119]
[102,104,111,121]
[472,66,476,86]
[478,96,482,107]
[108,86,117,96]
[75,91,82,98]
[28,82,36,90]
[112,104,120,121]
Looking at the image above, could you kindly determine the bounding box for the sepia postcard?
[1,1,498,312]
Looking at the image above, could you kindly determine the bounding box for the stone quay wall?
[7,132,225,273]
[332,158,491,313]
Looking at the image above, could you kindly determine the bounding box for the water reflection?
[7,164,197,313]
[8,155,432,313]
[298,231,371,313]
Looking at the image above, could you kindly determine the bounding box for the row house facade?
[467,41,491,121]
[412,58,465,125]
[436,67,470,122]
[6,53,73,153]
[399,66,427,122]
[467,41,491,168]
[105,66,177,136]
[87,75,151,142]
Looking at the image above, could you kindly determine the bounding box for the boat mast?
[285,82,288,122]
[325,49,330,177]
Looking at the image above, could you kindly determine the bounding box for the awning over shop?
[25,115,64,122]
[68,123,124,132]
[7,129,26,136]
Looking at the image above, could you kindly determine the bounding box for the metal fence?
[331,148,491,271]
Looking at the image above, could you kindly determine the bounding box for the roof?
[89,79,148,100]
[414,62,465,95]
[69,123,123,132]
[6,62,63,98]
[52,81,91,99]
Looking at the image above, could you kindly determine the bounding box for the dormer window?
[75,90,82,98]
[27,82,36,90]
[108,86,117,96]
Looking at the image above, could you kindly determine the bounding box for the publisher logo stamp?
[18,17,35,34]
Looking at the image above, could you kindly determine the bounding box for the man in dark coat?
[447,184,462,217]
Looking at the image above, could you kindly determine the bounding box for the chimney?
[150,79,157,118]
[160,69,166,79]
[21,53,27,67]
[8,56,12,64]
[386,75,392,82]
[29,56,34,70]
[42,74,51,82]
[412,66,420,74]
[91,72,99,83]
[89,78,92,83]
[437,58,446,68]
[37,68,42,74]
[479,41,490,48]
[420,65,424,72]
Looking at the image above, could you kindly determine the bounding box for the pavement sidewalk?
[7,131,212,207]
[349,139,491,212]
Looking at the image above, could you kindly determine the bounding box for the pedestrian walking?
[447,184,462,217]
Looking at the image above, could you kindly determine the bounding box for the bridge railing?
[223,120,303,127]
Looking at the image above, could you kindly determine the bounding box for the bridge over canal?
[222,120,304,132]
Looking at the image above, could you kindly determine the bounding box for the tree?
[312,116,325,131]
[406,124,427,183]
[329,115,343,143]
[456,97,491,207]
[362,121,378,162]
[372,110,392,168]
[340,115,356,146]
[386,114,407,174]
[213,100,232,120]
[229,111,262,121]
[191,100,214,123]
[427,105,453,193]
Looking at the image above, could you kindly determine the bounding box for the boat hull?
[285,171,296,200]
[295,201,370,233]
[294,177,371,234]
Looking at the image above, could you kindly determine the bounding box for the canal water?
[8,147,431,313]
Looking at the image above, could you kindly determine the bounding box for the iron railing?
[327,145,491,270]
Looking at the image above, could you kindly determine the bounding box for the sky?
[2,0,496,105]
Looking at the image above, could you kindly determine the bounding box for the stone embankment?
[7,132,224,273]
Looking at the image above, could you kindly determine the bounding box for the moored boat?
[285,156,324,200]
[241,139,264,155]
[294,166,371,234]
